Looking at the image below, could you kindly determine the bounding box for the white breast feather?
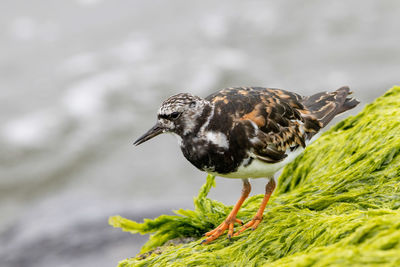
[205,131,229,149]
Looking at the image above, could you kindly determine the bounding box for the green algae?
[109,174,231,253]
[110,86,400,266]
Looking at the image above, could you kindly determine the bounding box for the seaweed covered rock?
[110,86,400,266]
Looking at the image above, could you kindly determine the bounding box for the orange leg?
[234,178,276,236]
[201,179,251,244]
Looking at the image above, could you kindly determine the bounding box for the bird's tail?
[301,86,360,127]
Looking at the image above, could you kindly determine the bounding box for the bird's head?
[134,93,210,146]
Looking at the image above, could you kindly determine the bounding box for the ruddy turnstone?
[134,86,359,244]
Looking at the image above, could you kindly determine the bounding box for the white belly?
[209,147,304,179]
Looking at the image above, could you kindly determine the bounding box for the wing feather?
[206,87,320,163]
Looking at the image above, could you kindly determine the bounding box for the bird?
[134,86,359,244]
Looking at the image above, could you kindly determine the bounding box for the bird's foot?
[201,217,243,244]
[233,215,263,236]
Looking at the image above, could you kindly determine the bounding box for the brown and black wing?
[206,86,359,164]
[206,87,318,163]
[206,87,359,163]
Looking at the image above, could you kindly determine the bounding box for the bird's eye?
[170,112,180,119]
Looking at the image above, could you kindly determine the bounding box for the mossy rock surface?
[110,86,400,266]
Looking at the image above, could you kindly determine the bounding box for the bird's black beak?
[134,124,165,146]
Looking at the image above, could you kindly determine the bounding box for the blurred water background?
[1,0,399,266]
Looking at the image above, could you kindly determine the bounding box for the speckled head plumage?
[157,93,210,135]
[134,93,211,145]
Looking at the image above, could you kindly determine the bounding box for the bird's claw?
[201,217,242,244]
[233,216,263,236]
